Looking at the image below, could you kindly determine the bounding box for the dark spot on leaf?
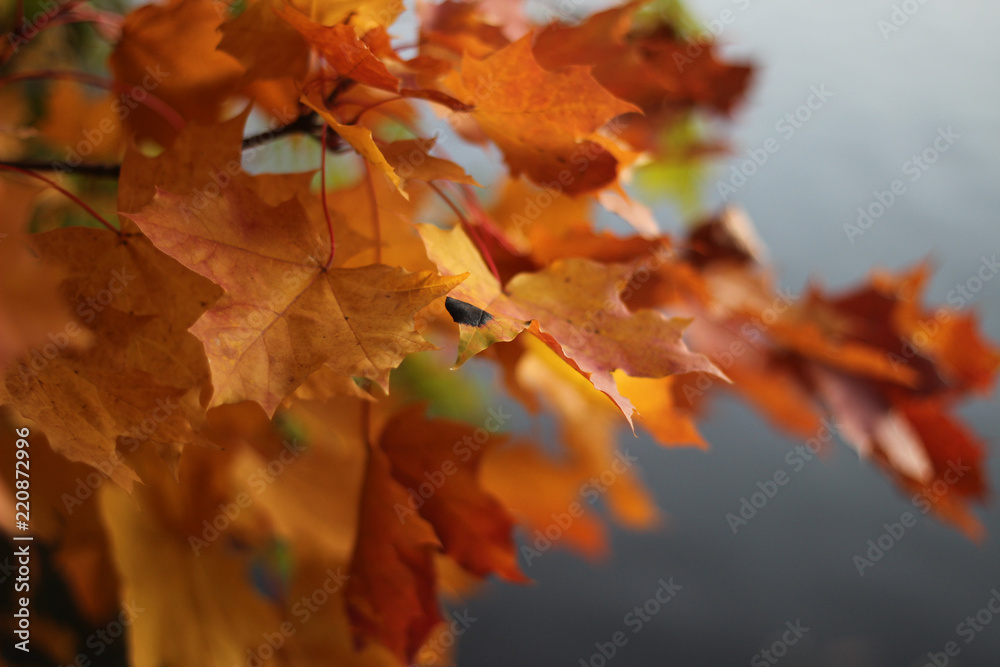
[445,296,494,327]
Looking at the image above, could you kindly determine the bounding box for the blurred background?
[454,1,1000,665]
[3,0,997,664]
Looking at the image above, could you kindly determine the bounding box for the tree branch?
[241,110,323,150]
[0,159,122,176]
[0,111,324,177]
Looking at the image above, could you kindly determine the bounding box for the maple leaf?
[418,0,510,59]
[38,82,124,159]
[324,172,431,271]
[126,178,463,416]
[615,373,706,448]
[117,110,250,214]
[1,226,219,487]
[514,338,661,530]
[247,398,371,562]
[268,399,526,662]
[0,178,74,366]
[276,3,400,92]
[303,96,408,196]
[488,177,592,254]
[380,406,526,582]
[483,441,609,558]
[109,0,244,144]
[286,0,403,32]
[418,223,530,366]
[442,34,641,194]
[5,1,1000,665]
[380,139,480,187]
[346,440,442,664]
[675,213,998,533]
[534,2,753,117]
[795,267,996,534]
[419,224,726,422]
[100,446,286,666]
[506,259,727,419]
[218,0,311,84]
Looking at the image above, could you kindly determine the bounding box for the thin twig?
[0,111,326,177]
[0,164,121,235]
[241,111,323,150]
[320,123,336,270]
[0,70,185,130]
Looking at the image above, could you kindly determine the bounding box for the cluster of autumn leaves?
[0,0,997,665]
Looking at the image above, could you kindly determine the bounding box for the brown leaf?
[110,0,244,144]
[379,406,525,582]
[126,178,462,415]
[346,441,442,664]
[219,0,310,84]
[443,35,640,194]
[276,4,399,91]
[2,226,219,488]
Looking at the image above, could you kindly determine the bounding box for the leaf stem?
[363,161,382,263]
[47,7,124,41]
[1,0,90,65]
[427,181,502,283]
[455,182,520,256]
[0,70,185,131]
[320,123,336,270]
[0,165,121,236]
